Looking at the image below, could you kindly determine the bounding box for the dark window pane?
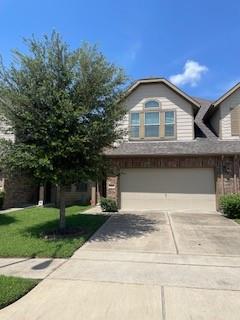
[131,126,139,138]
[145,125,159,137]
[165,111,174,124]
[145,112,159,125]
[165,124,175,137]
[145,100,159,108]
[131,113,140,125]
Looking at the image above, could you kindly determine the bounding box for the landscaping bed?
[0,275,39,309]
[0,205,108,258]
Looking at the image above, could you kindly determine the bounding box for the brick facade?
[2,174,38,209]
[106,155,240,209]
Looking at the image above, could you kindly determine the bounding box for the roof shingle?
[105,140,240,156]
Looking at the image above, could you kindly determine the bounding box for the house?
[1,77,240,211]
[100,78,240,212]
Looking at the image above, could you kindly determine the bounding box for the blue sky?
[0,0,240,100]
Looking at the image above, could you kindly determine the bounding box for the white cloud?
[169,60,208,87]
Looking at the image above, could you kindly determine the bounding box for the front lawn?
[0,275,39,309]
[0,205,108,258]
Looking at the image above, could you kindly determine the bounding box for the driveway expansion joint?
[166,212,179,254]
[161,286,166,320]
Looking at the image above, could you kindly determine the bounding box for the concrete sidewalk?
[1,211,240,319]
[0,258,66,279]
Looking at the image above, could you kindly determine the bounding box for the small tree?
[0,31,127,230]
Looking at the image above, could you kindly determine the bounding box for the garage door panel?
[120,168,216,211]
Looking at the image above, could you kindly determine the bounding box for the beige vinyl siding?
[219,88,240,140]
[118,114,129,141]
[0,118,15,141]
[231,106,240,136]
[119,83,194,141]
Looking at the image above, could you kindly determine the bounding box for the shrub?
[220,194,240,219]
[100,197,118,212]
[0,191,5,210]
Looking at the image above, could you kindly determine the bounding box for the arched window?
[144,100,160,108]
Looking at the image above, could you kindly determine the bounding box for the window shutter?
[231,106,240,136]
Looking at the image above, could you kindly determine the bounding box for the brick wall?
[3,174,38,209]
[106,155,240,209]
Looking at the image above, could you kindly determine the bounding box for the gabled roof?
[203,82,240,121]
[125,77,201,108]
[212,82,240,107]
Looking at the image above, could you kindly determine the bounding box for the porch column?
[90,183,97,206]
[38,184,44,206]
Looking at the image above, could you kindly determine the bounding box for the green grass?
[235,219,240,224]
[0,275,39,309]
[0,205,108,258]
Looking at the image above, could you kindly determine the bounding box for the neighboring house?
[100,78,240,212]
[0,117,92,209]
[0,117,38,208]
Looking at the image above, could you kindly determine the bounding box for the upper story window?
[144,112,160,137]
[129,108,176,140]
[165,111,175,137]
[130,112,140,138]
[144,100,160,108]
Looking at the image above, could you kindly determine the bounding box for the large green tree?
[0,32,127,230]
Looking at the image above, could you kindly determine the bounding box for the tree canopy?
[0,31,127,229]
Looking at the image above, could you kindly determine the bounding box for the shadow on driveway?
[87,213,161,243]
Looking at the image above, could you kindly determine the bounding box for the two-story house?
[102,78,240,212]
[1,77,240,211]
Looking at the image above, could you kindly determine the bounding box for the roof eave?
[124,78,201,108]
[212,82,240,107]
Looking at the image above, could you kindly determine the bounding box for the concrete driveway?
[1,211,240,319]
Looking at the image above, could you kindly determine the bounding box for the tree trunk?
[59,186,66,232]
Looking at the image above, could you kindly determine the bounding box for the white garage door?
[120,168,216,211]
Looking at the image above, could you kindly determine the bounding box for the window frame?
[144,99,160,109]
[129,108,176,141]
[164,111,176,138]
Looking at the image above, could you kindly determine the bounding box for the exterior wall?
[2,174,38,209]
[219,88,240,140]
[120,83,195,141]
[52,183,92,206]
[106,156,240,209]
[106,176,119,203]
[0,117,15,141]
[210,108,220,136]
